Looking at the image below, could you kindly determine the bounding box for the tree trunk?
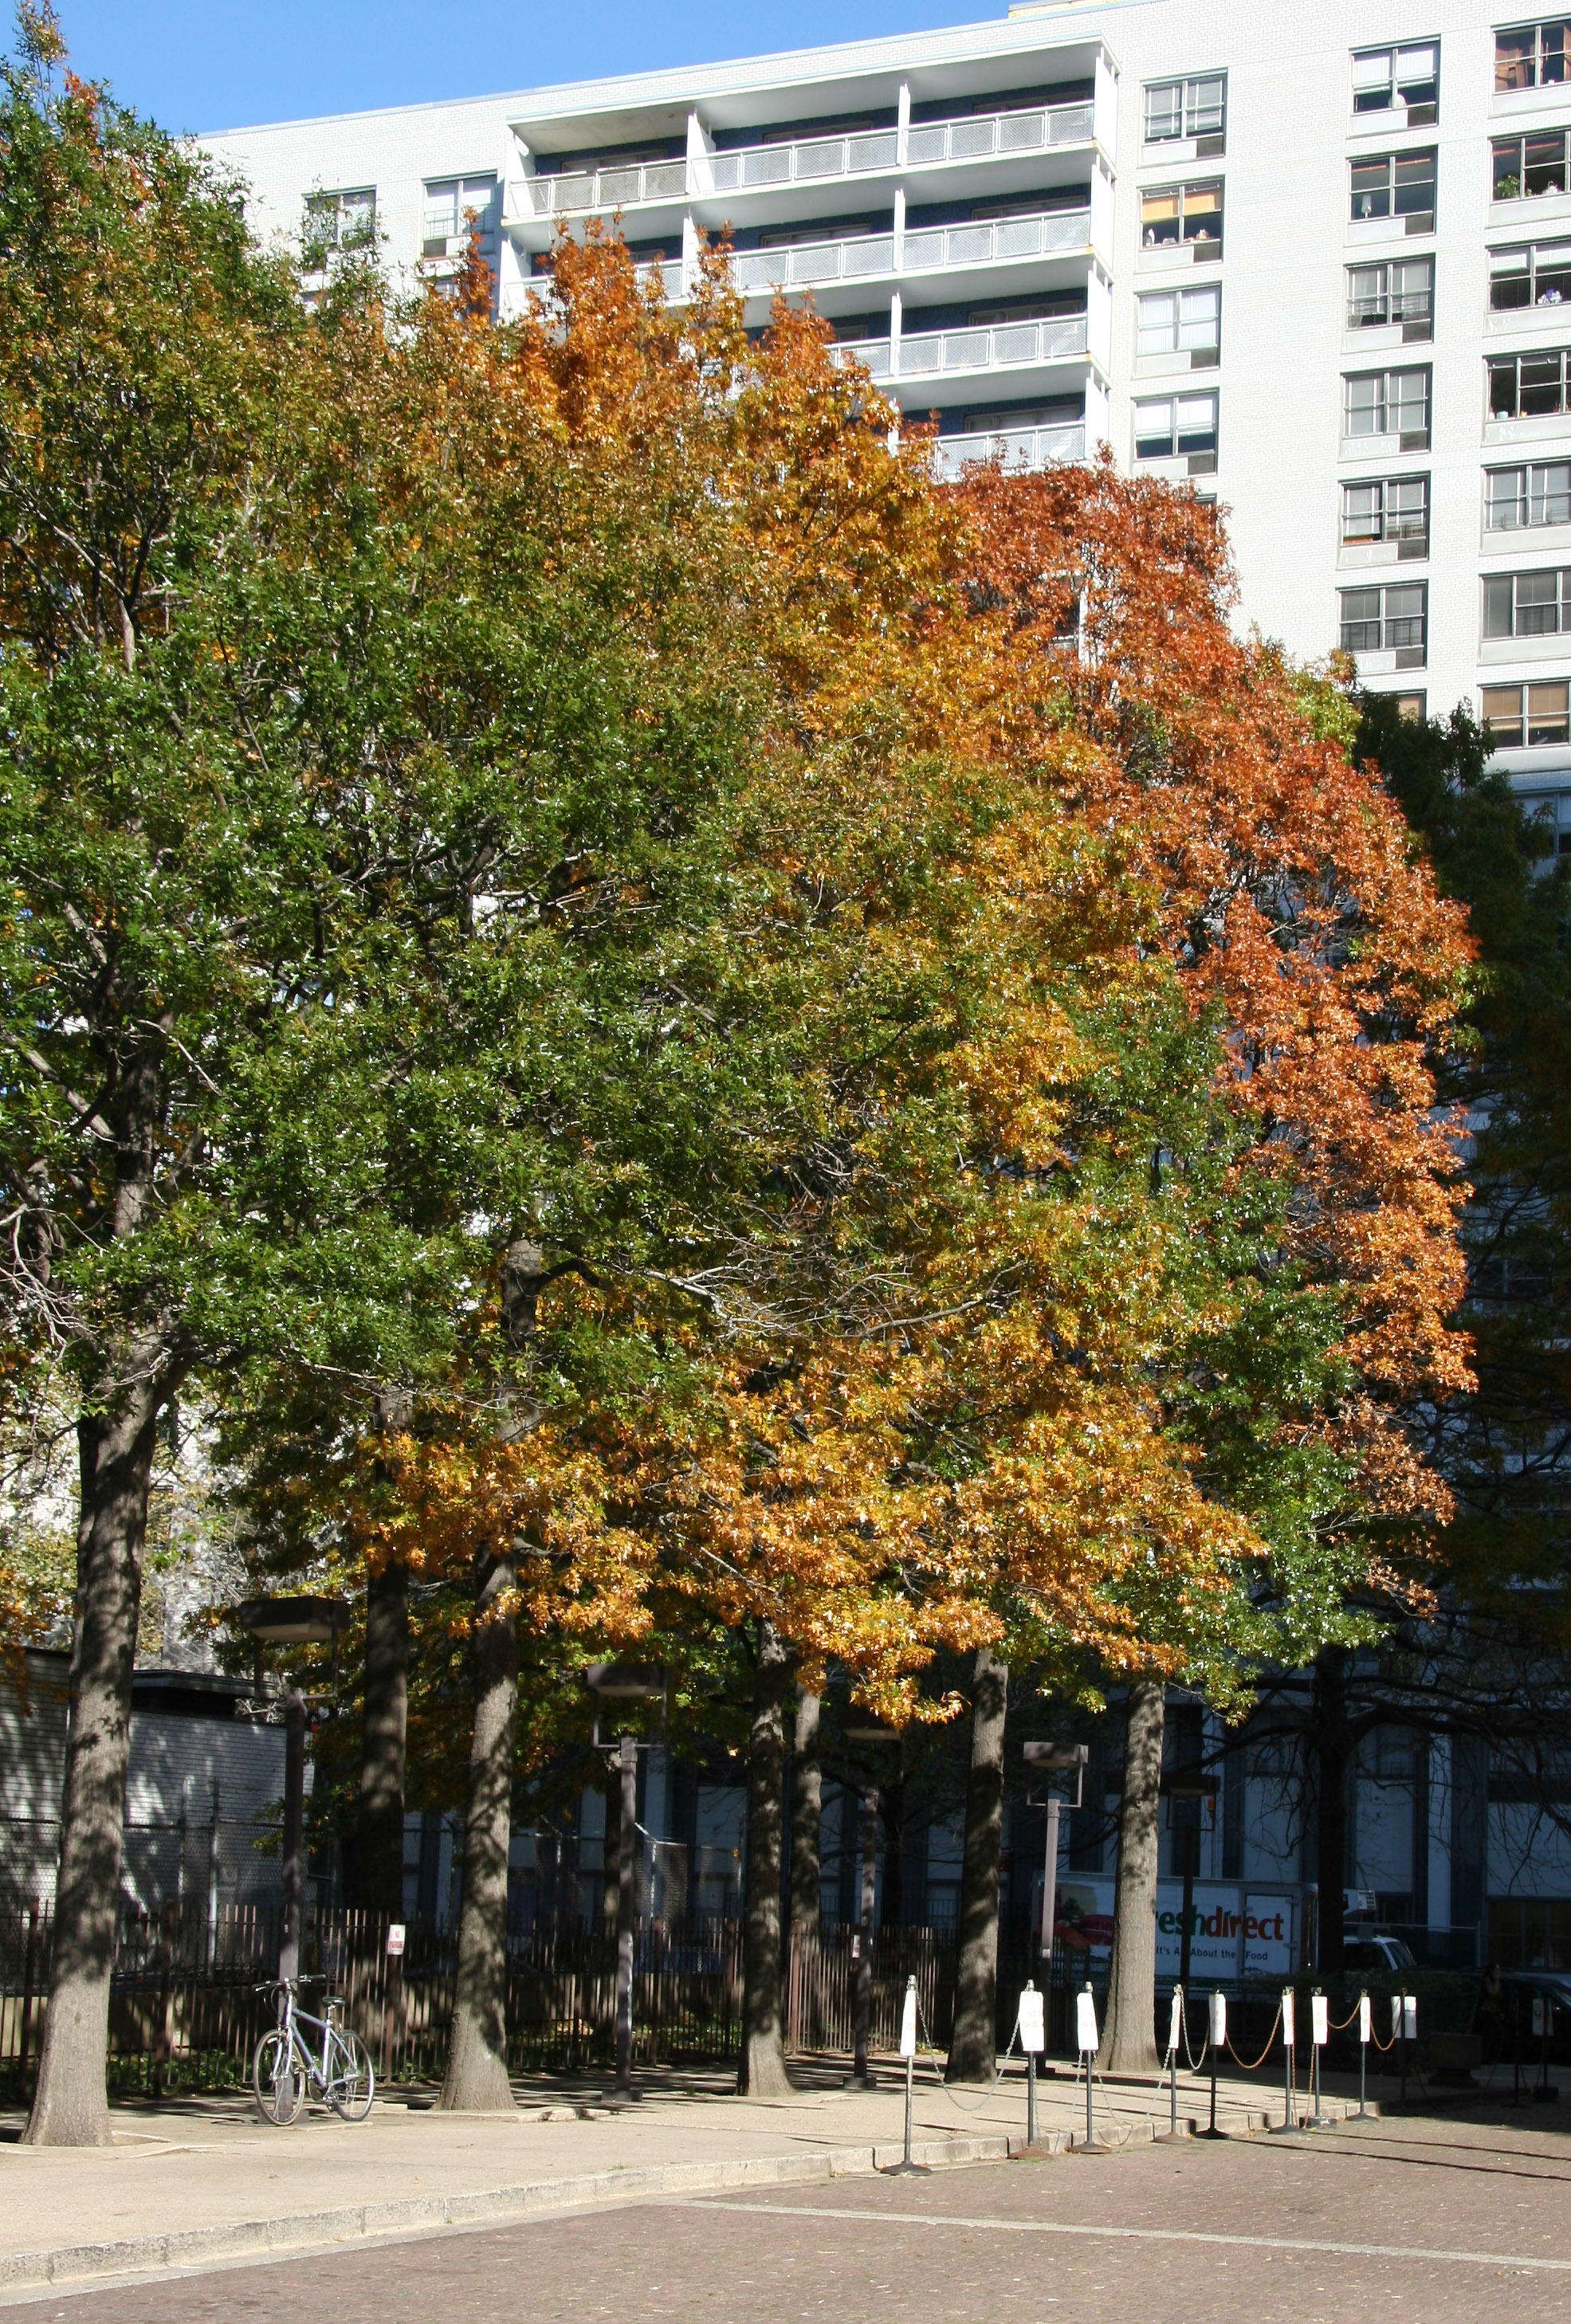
[26,1381,163,2146]
[948,1645,1008,2083]
[737,1620,792,2096]
[439,1554,518,2111]
[789,1690,822,1948]
[1101,1677,1165,2076]
[356,1558,409,1920]
[1312,1646,1351,1976]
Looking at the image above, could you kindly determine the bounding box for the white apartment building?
[205,3,1571,854]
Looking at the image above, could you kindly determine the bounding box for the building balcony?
[724,206,1092,304]
[835,312,1090,391]
[511,98,1099,235]
[932,419,1085,479]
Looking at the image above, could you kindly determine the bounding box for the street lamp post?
[238,1596,349,1994]
[583,1663,666,2099]
[1023,1741,1089,2050]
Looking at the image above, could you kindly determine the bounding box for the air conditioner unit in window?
[1405,102,1438,127]
[1402,318,1431,343]
[1394,645,1425,669]
[1397,536,1427,560]
[1188,451,1217,475]
[1195,134,1225,158]
[1404,212,1434,235]
[1399,430,1428,450]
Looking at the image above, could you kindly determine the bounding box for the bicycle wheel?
[325,2025,375,2122]
[253,2028,305,2126]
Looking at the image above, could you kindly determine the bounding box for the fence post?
[18,1900,39,2086]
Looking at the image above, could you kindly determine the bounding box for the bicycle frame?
[276,1982,352,2094]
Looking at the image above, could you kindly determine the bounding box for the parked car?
[1341,1931,1418,1976]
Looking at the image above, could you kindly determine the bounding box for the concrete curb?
[0,2134,1016,2292]
[0,2093,1379,2294]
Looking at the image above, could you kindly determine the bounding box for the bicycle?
[252,1976,375,2126]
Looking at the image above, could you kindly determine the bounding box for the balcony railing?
[904,100,1094,167]
[901,209,1090,273]
[730,210,1090,299]
[526,159,688,217]
[709,129,899,192]
[897,313,1088,375]
[732,233,896,293]
[933,421,1086,478]
[634,257,686,299]
[520,100,1099,220]
[834,315,1086,383]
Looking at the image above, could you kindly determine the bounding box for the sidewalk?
[0,2055,1379,2298]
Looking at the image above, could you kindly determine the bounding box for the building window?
[1340,581,1428,655]
[1496,22,1571,92]
[1141,181,1223,253]
[1480,678,1571,743]
[1490,238,1571,308]
[1341,475,1429,550]
[1346,257,1433,332]
[1489,347,1571,415]
[1485,460,1571,528]
[1352,41,1440,120]
[1136,285,1220,357]
[1484,566,1571,636]
[423,174,501,260]
[1143,74,1227,144]
[1343,367,1430,445]
[1133,391,1218,458]
[1349,151,1436,228]
[303,186,376,255]
[1493,129,1571,201]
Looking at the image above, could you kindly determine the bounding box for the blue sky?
[45,3,1000,136]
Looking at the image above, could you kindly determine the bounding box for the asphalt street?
[22,2103,1571,2324]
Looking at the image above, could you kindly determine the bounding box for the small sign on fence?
[1019,1985,1045,2055]
[1075,1984,1100,2055]
[386,1923,406,1957]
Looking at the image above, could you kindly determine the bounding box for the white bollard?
[1273,1987,1298,2134]
[1166,1985,1183,2138]
[1076,1984,1102,2150]
[1019,1981,1045,2148]
[1357,1988,1372,2119]
[1308,1987,1331,2128]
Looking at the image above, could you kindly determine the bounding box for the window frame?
[1349,149,1437,227]
[1342,364,1432,446]
[1480,677,1571,745]
[1485,458,1571,529]
[1345,256,1434,332]
[303,186,376,255]
[1492,128,1571,202]
[1140,179,1225,255]
[1340,473,1430,551]
[1142,73,1227,146]
[1351,40,1441,121]
[1135,283,1221,359]
[1338,579,1428,655]
[1132,389,1219,460]
[1482,565,1571,638]
[1495,22,1571,93]
[422,172,501,260]
[1489,346,1571,417]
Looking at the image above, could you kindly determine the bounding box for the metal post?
[905,2042,914,2164]
[853,1784,878,2086]
[1177,1820,1199,1995]
[1169,1985,1180,2138]
[1400,1992,1408,2109]
[278,1689,306,1996]
[1357,1988,1369,2120]
[615,1734,637,2095]
[1086,2048,1094,2148]
[1040,1794,1061,1981]
[1027,2047,1037,2149]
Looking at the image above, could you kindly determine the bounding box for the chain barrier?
[1180,2000,1209,2074]
[1223,2001,1283,2074]
[1327,2001,1362,2033]
[911,1983,1021,2117]
[1369,2016,1397,2054]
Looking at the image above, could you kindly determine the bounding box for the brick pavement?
[14,2101,1571,2323]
